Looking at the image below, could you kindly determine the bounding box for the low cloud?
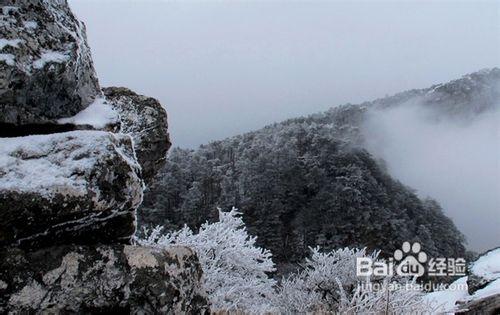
[362,103,500,252]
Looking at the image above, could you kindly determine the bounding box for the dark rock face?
[0,244,209,313]
[103,87,171,185]
[467,273,490,296]
[0,131,143,248]
[0,0,100,125]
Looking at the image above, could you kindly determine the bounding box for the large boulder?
[0,0,100,125]
[0,130,143,248]
[103,87,171,184]
[0,244,209,313]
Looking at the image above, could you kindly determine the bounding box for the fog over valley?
[362,102,500,251]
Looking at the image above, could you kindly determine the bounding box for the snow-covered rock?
[57,96,120,130]
[458,248,500,313]
[0,244,209,313]
[426,276,500,314]
[468,247,500,294]
[103,87,171,184]
[456,279,500,314]
[0,0,100,125]
[424,277,469,313]
[0,130,143,248]
[0,1,188,313]
[425,248,500,314]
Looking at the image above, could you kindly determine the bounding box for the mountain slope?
[140,68,499,263]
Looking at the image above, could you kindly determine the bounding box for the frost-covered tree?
[138,208,441,313]
[139,112,466,263]
[137,208,277,313]
[273,247,436,314]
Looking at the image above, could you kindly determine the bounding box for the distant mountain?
[139,68,499,264]
[281,67,499,143]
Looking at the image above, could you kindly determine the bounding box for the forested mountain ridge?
[140,68,499,263]
[279,67,499,142]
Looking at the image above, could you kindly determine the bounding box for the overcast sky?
[69,0,499,148]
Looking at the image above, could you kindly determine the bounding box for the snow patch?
[471,248,500,281]
[0,38,23,50]
[23,21,38,29]
[424,277,469,313]
[58,97,119,129]
[425,250,500,312]
[0,131,128,198]
[470,278,500,300]
[0,53,15,66]
[2,6,18,15]
[33,50,70,69]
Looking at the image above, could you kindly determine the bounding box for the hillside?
[139,68,499,264]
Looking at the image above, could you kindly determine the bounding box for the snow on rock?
[32,50,70,69]
[426,248,500,314]
[456,279,500,314]
[0,244,209,313]
[57,97,120,129]
[0,130,144,248]
[103,87,171,185]
[0,38,23,49]
[470,248,500,282]
[467,247,500,297]
[0,0,100,125]
[424,277,469,313]
[470,279,500,300]
[0,53,14,66]
[0,1,191,313]
[22,20,37,29]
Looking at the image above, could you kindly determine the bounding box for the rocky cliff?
[0,0,206,313]
[103,87,171,185]
[0,131,143,249]
[0,0,100,125]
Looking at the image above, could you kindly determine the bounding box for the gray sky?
[69,0,499,148]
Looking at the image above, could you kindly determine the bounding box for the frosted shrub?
[139,209,436,313]
[274,247,434,314]
[137,208,277,313]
